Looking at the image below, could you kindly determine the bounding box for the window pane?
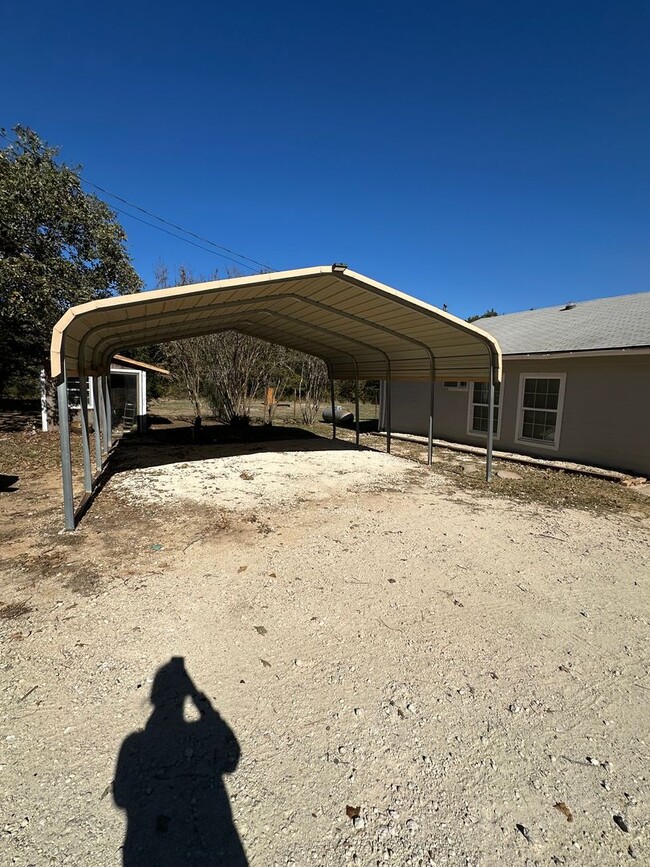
[473,405,488,432]
[473,382,488,405]
[520,407,557,443]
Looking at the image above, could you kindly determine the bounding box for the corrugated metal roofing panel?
[51,266,501,383]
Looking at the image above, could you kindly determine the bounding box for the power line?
[107,204,262,273]
[79,177,276,273]
[0,128,277,274]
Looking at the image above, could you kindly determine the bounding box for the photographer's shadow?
[114,657,248,866]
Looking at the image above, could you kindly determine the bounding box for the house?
[386,291,650,476]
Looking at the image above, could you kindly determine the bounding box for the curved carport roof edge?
[50,265,502,383]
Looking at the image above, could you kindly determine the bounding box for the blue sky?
[4,1,649,318]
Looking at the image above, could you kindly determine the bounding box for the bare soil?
[1,408,649,866]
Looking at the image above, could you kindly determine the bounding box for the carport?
[50,265,502,529]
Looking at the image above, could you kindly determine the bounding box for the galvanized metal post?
[355,378,360,447]
[90,377,102,471]
[428,376,435,466]
[78,374,93,493]
[104,375,112,451]
[486,365,495,482]
[96,376,107,458]
[386,377,392,454]
[330,378,337,441]
[56,360,75,531]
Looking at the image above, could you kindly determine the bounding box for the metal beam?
[486,364,495,481]
[386,378,392,454]
[96,376,107,457]
[355,378,360,447]
[56,360,75,531]
[330,378,336,441]
[90,377,102,470]
[103,375,112,451]
[428,377,435,466]
[78,374,93,493]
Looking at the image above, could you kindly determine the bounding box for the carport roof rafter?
[51,265,502,383]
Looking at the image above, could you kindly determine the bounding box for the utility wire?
[79,177,276,273]
[106,204,262,273]
[0,128,276,274]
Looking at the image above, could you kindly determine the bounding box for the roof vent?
[561,302,577,311]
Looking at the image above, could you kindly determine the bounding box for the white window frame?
[443,381,468,390]
[67,377,94,411]
[466,376,504,440]
[514,372,566,451]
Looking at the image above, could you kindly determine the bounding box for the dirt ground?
[1,408,649,866]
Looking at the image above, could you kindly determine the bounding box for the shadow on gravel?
[114,657,247,866]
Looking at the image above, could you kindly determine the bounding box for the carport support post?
[486,365,495,482]
[330,378,337,441]
[56,360,75,531]
[78,374,93,493]
[386,378,392,454]
[90,377,102,471]
[103,375,112,451]
[428,376,435,466]
[355,378,360,446]
[96,376,107,459]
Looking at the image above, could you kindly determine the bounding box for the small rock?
[516,823,533,843]
[613,815,629,833]
[497,470,522,480]
[353,816,365,830]
[405,819,418,832]
[509,703,523,714]
[587,756,600,766]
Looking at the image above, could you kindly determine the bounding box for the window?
[67,377,94,410]
[443,381,467,390]
[467,379,502,438]
[515,374,566,450]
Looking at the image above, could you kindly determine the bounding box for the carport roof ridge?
[51,265,502,383]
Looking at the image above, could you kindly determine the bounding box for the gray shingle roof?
[475,291,650,355]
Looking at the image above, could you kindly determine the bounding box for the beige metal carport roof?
[51,265,502,383]
[52,265,503,531]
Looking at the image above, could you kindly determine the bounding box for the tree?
[0,126,142,395]
[151,263,331,427]
[297,354,328,423]
[467,308,499,323]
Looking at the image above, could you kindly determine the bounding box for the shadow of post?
[113,657,248,866]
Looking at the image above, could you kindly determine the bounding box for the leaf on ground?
[254,625,268,635]
[269,572,277,578]
[346,805,360,819]
[238,565,248,573]
[260,658,271,668]
[554,802,573,822]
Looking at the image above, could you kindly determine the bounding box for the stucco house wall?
[388,353,650,476]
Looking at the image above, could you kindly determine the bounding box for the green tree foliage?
[466,308,499,323]
[0,126,142,393]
